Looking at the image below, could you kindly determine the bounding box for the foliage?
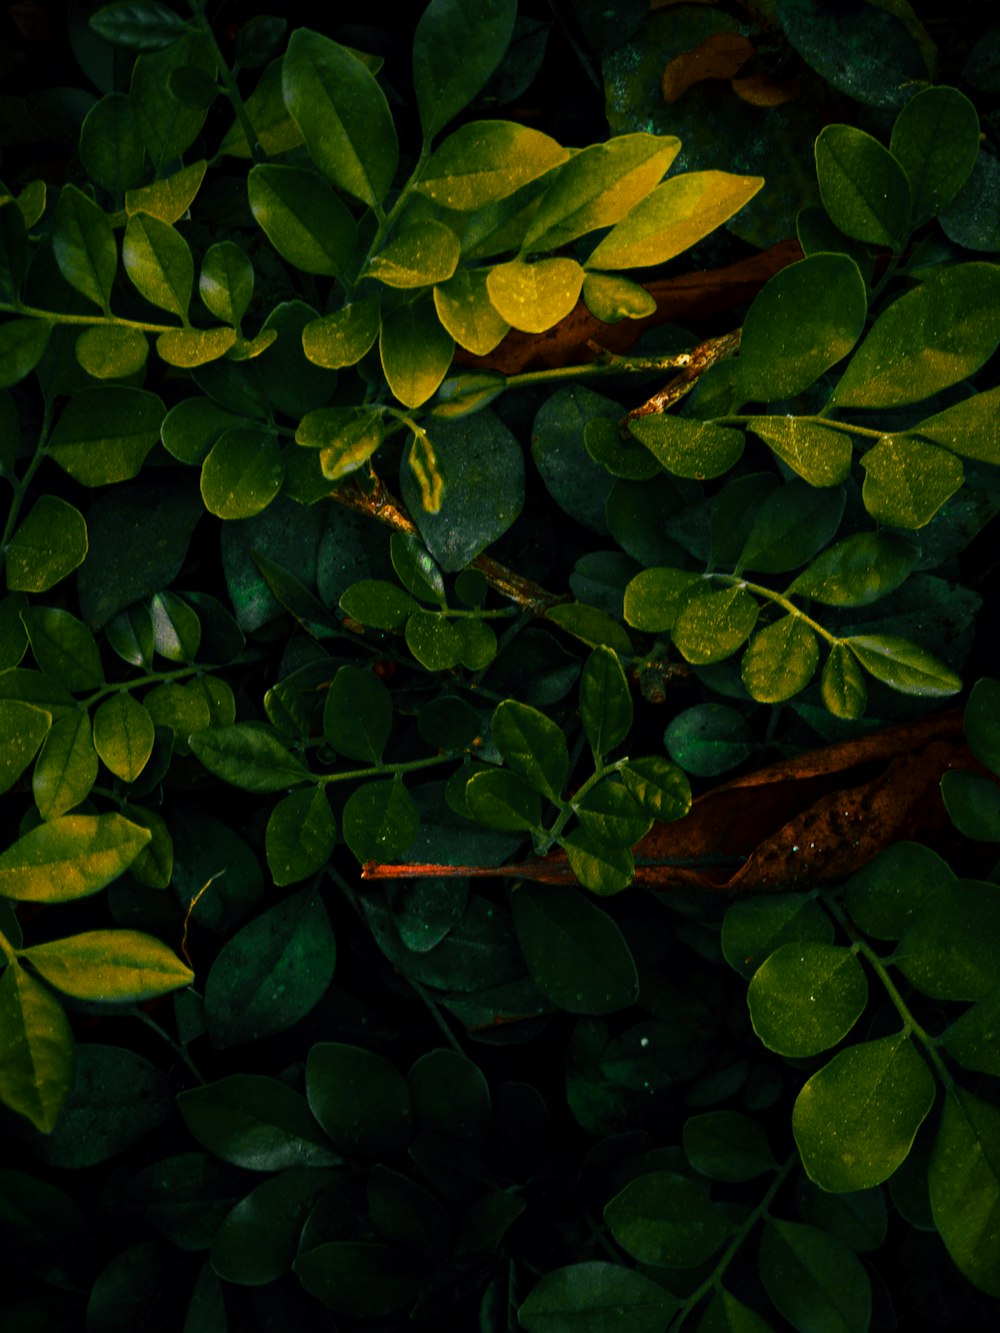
[1,0,999,1328]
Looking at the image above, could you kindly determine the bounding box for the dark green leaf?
[189,723,310,792]
[90,1,189,50]
[579,645,632,759]
[940,988,1000,1078]
[413,0,517,139]
[6,496,87,593]
[122,212,193,320]
[742,617,819,703]
[620,756,691,822]
[22,606,102,693]
[92,692,154,782]
[815,124,911,248]
[342,779,419,862]
[683,1110,778,1182]
[841,841,952,941]
[889,86,980,229]
[80,93,145,192]
[0,963,73,1132]
[339,579,418,630]
[52,184,116,312]
[306,1042,411,1157]
[0,699,50,796]
[283,29,398,207]
[559,827,634,895]
[748,417,853,488]
[491,698,568,801]
[380,293,454,408]
[408,1047,491,1141]
[177,1074,339,1170]
[788,532,919,607]
[465,768,542,832]
[738,254,867,402]
[265,787,336,886]
[199,241,253,326]
[672,586,759,665]
[860,435,963,529]
[518,1261,678,1333]
[846,635,961,697]
[204,886,335,1048]
[0,319,51,389]
[247,163,355,280]
[32,708,97,818]
[576,779,651,849]
[293,1241,421,1318]
[200,427,284,520]
[47,385,164,486]
[323,666,392,763]
[628,414,744,481]
[664,703,755,777]
[928,1086,1000,1297]
[759,1217,871,1333]
[210,1167,336,1286]
[512,883,639,1014]
[940,769,1000,842]
[740,481,845,574]
[605,1170,731,1266]
[895,879,1000,1001]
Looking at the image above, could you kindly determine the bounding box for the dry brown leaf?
[731,73,800,107]
[364,710,997,894]
[453,240,803,375]
[662,33,756,103]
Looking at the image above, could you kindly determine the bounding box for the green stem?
[316,751,456,786]
[708,573,840,645]
[129,1005,205,1084]
[536,757,627,854]
[83,664,215,706]
[0,399,53,579]
[185,0,264,164]
[504,349,693,392]
[2,301,178,335]
[670,1153,798,1330]
[407,976,466,1055]
[719,413,885,442]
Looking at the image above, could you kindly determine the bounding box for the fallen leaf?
[364,709,998,893]
[454,240,803,375]
[662,33,756,103]
[731,74,800,107]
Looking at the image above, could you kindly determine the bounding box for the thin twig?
[623,328,742,425]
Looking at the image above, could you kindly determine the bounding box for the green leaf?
[200,428,284,520]
[620,756,691,822]
[90,1,190,50]
[586,171,763,269]
[342,779,419,862]
[412,0,517,140]
[219,56,304,159]
[860,435,963,530]
[433,269,510,355]
[390,531,445,605]
[189,723,309,793]
[75,325,149,379]
[157,326,237,368]
[282,29,398,207]
[940,988,1000,1078]
[525,131,681,252]
[788,532,919,607]
[605,1170,732,1267]
[404,609,462,670]
[575,779,651,849]
[940,769,1000,841]
[0,812,151,902]
[47,386,164,486]
[149,590,201,661]
[408,1047,491,1141]
[400,410,523,570]
[737,254,867,402]
[816,124,911,248]
[939,146,1000,252]
[125,160,206,224]
[579,645,631,760]
[747,417,853,488]
[889,86,980,228]
[0,195,27,303]
[822,644,864,718]
[295,405,383,482]
[912,387,1000,465]
[22,607,103,693]
[748,942,868,1057]
[486,258,584,333]
[672,585,759,665]
[518,1261,679,1333]
[210,1167,336,1287]
[122,213,193,320]
[841,841,954,942]
[22,929,193,1001]
[664,703,755,777]
[796,1034,937,1195]
[491,699,568,801]
[623,567,701,633]
[846,635,961,697]
[204,885,336,1048]
[723,888,832,985]
[0,319,51,389]
[306,1041,411,1157]
[6,496,87,593]
[247,163,355,280]
[741,617,819,704]
[92,692,155,783]
[0,963,74,1132]
[832,263,1000,408]
[79,93,145,193]
[416,120,568,210]
[323,666,392,764]
[380,294,454,408]
[582,272,657,323]
[465,768,542,832]
[697,1289,776,1333]
[131,30,215,165]
[928,1086,1000,1297]
[0,700,50,796]
[293,1242,421,1318]
[198,241,253,327]
[964,677,1000,774]
[559,827,634,895]
[144,681,211,754]
[759,1217,871,1333]
[367,220,460,289]
[895,879,1000,1001]
[52,184,116,312]
[177,1074,339,1171]
[512,882,638,1014]
[265,787,336,887]
[340,579,418,630]
[368,1163,452,1263]
[683,1110,778,1183]
[628,414,744,481]
[302,298,380,371]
